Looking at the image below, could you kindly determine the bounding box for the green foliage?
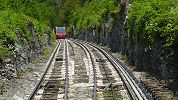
[72,0,120,30]
[0,0,59,26]
[58,0,120,31]
[128,0,178,47]
[0,40,10,59]
[0,0,59,60]
[49,32,57,42]
[58,0,80,26]
[0,10,33,59]
[42,45,54,57]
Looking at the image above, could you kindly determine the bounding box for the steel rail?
[27,40,61,100]
[83,41,152,100]
[73,41,97,100]
[102,61,116,100]
[67,40,75,56]
[64,39,69,100]
[85,42,116,100]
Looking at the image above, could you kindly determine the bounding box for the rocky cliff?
[0,22,52,88]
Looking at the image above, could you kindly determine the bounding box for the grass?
[42,40,58,57]
[16,68,26,78]
[0,84,5,95]
[42,48,53,57]
[102,90,122,100]
[163,92,173,100]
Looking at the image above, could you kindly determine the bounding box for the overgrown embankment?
[126,0,178,97]
[0,0,59,89]
[127,0,178,77]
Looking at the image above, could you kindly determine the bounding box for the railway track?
[27,39,152,100]
[67,41,94,99]
[27,39,68,100]
[75,43,124,100]
[78,40,153,100]
[72,41,97,99]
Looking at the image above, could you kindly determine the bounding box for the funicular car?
[55,27,67,39]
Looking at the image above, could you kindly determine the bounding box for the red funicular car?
[56,27,67,39]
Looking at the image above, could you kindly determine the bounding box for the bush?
[58,0,120,32]
[128,0,178,47]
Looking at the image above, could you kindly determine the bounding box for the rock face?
[0,23,52,87]
[77,0,178,81]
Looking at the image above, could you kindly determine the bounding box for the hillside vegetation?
[58,0,120,31]
[0,0,59,61]
[59,0,178,48]
[128,0,178,47]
